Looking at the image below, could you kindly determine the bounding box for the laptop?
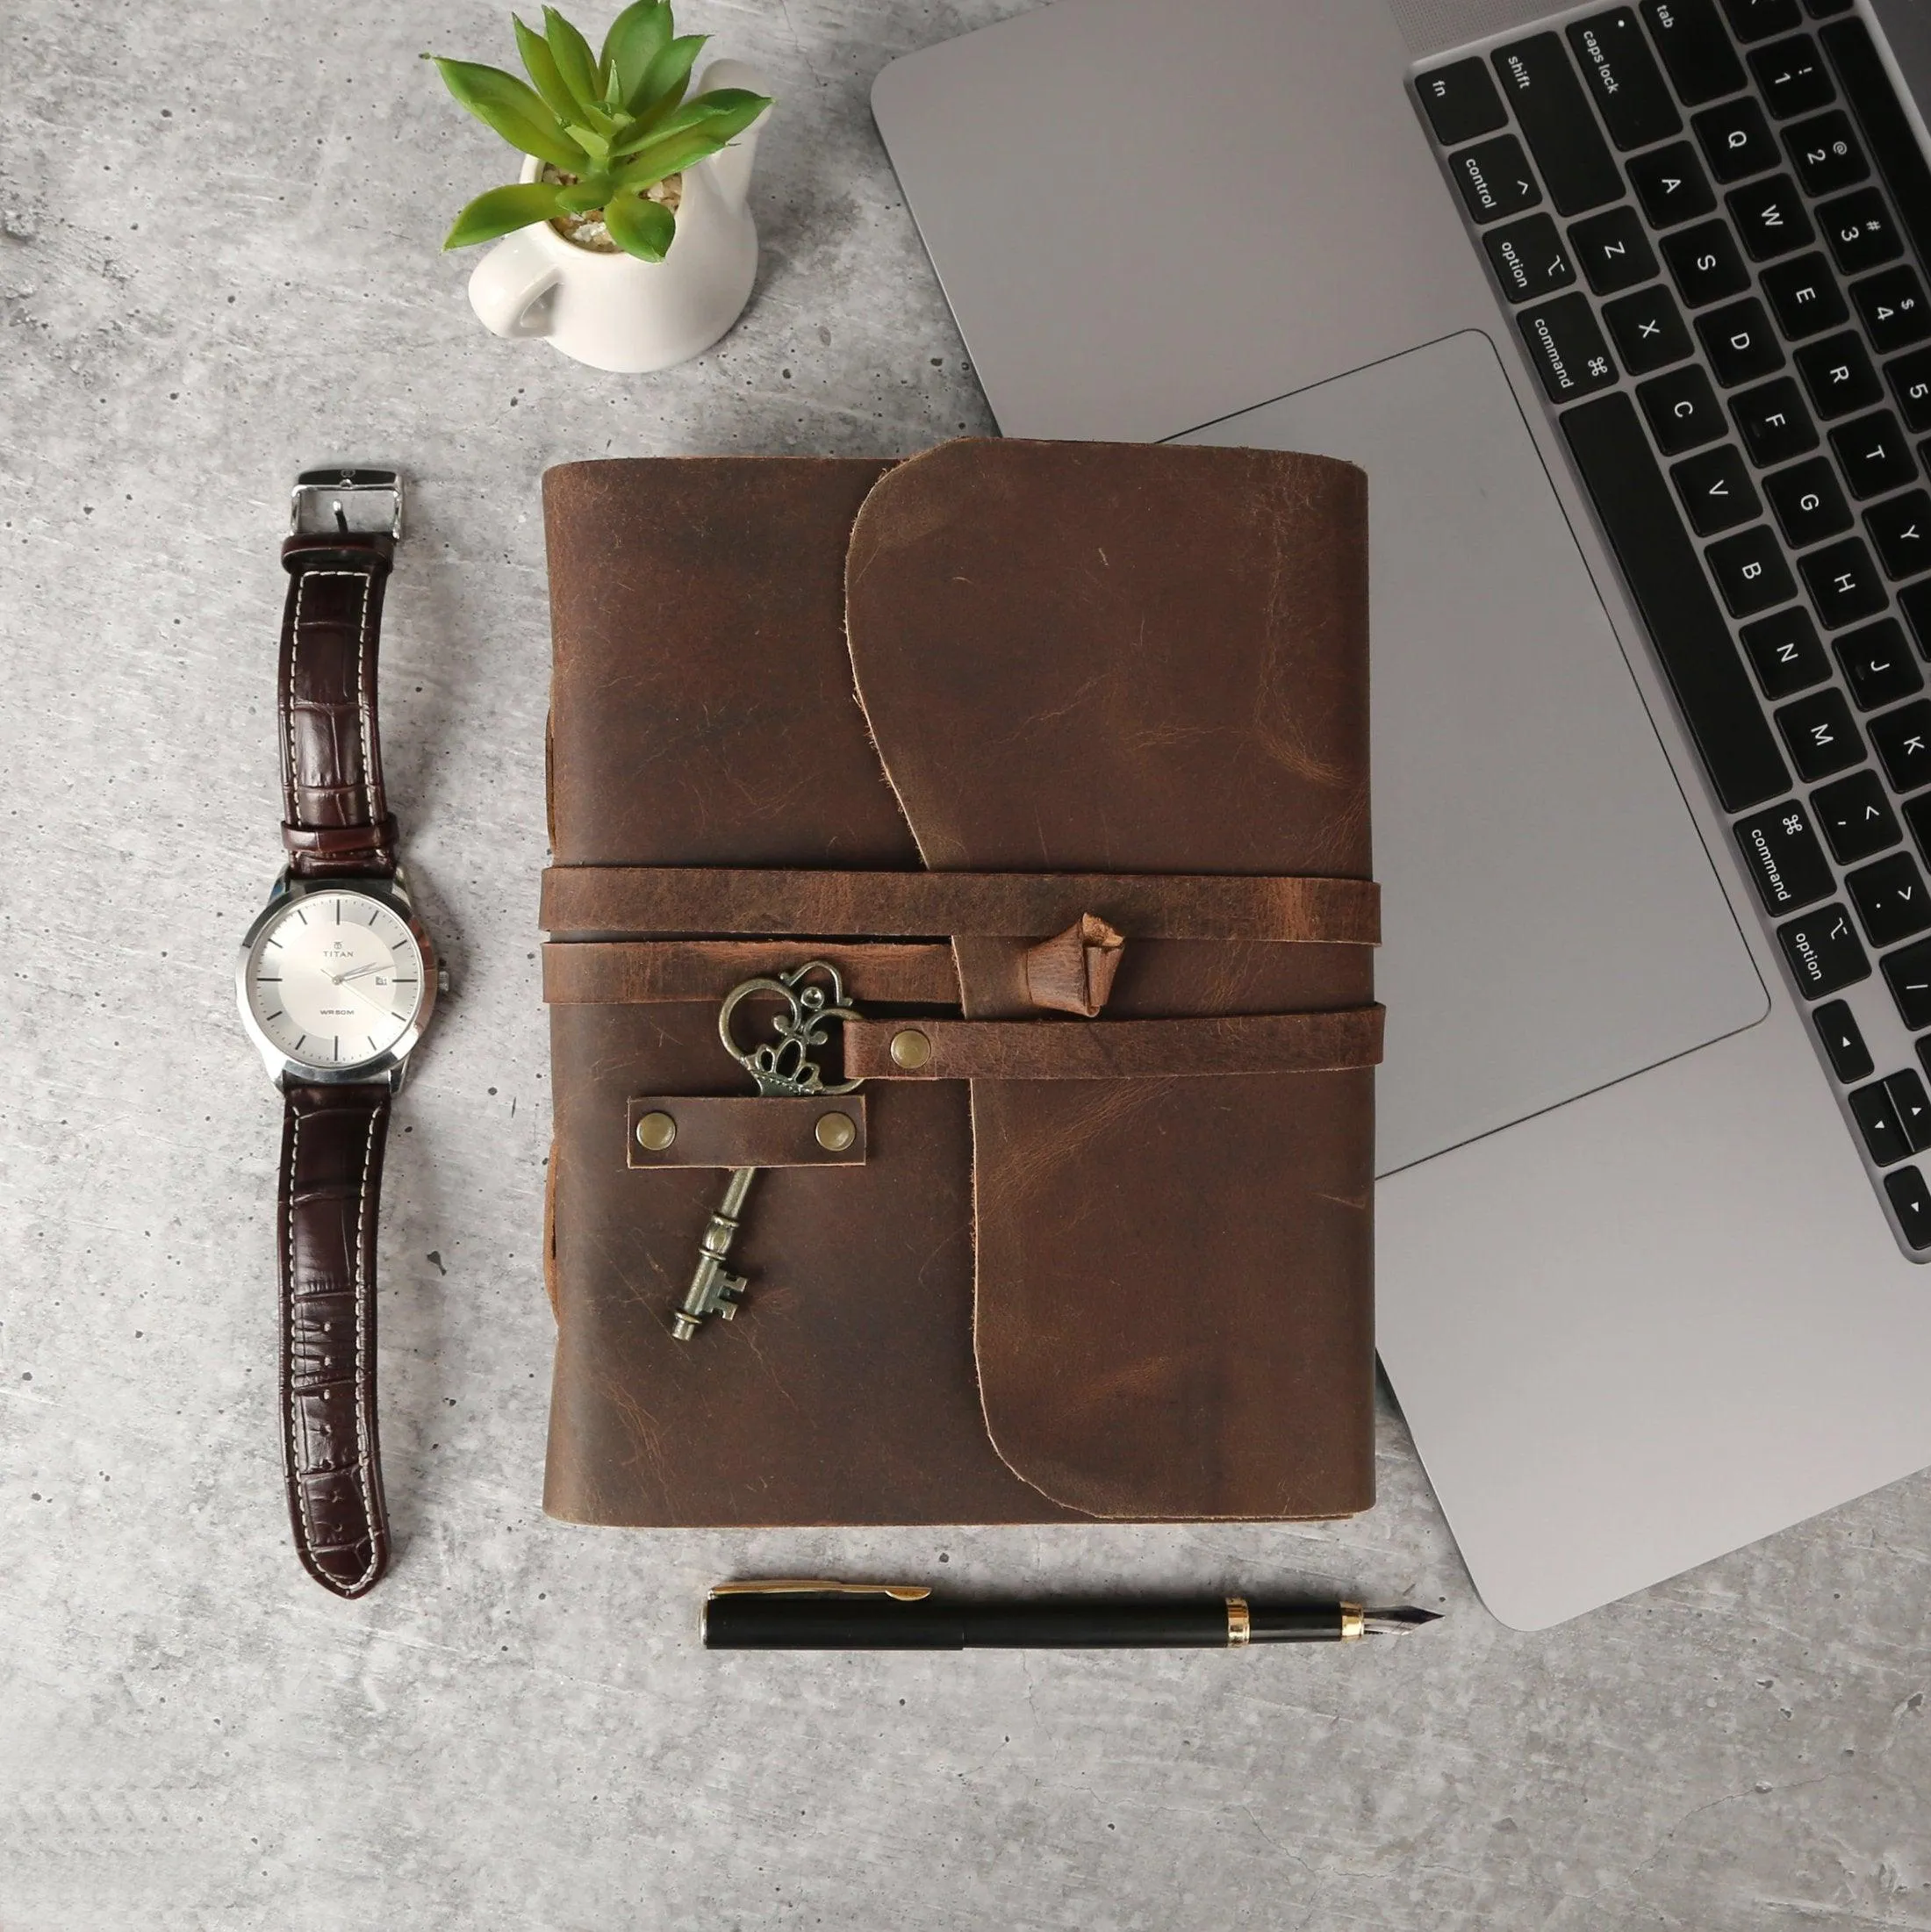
[872,0,1931,1627]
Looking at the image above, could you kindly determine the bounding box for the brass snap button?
[815,1110,857,1153]
[635,1110,678,1153]
[889,1028,932,1071]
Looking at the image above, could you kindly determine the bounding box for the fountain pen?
[703,1582,1442,1650]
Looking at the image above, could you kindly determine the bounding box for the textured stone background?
[4,2,1930,1927]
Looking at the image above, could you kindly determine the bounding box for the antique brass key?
[669,962,864,1341]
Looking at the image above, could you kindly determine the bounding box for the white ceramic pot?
[465,61,769,374]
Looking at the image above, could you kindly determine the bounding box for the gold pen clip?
[706,1578,932,1601]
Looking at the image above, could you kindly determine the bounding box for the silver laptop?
[873,0,1931,1627]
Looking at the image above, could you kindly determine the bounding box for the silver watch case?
[236,867,442,1091]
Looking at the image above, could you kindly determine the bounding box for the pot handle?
[468,227,562,340]
[695,60,772,216]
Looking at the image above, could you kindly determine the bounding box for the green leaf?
[612,104,767,190]
[625,32,707,120]
[441,180,568,248]
[607,88,766,159]
[513,16,580,125]
[566,122,613,161]
[602,1,672,106]
[433,57,586,169]
[556,178,608,212]
[604,190,677,262]
[543,6,603,113]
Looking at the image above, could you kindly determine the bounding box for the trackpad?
[1174,330,1766,1173]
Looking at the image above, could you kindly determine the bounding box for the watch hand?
[333,960,392,984]
[327,974,393,1015]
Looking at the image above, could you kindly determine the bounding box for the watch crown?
[438,967,452,995]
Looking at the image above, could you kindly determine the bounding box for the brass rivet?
[635,1110,677,1153]
[889,1028,932,1071]
[815,1110,857,1153]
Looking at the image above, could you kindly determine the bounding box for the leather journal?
[539,440,1382,1526]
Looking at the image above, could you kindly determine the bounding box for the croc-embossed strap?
[279,530,398,878]
[278,1081,391,1598]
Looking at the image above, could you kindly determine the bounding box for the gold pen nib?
[1363,1605,1443,1634]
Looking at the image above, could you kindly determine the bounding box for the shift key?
[1493,34,1625,214]
[1518,293,1619,400]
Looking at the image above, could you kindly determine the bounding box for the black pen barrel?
[705,1596,1353,1649]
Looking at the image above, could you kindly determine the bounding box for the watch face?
[242,889,427,1073]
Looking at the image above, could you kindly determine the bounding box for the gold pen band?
[1339,1601,1367,1641]
[1226,1596,1251,1646]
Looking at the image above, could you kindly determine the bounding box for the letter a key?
[668,962,864,1340]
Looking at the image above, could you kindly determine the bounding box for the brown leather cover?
[541,442,1375,1526]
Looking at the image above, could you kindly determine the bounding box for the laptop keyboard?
[1418,0,1931,1255]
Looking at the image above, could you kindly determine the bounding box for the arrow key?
[1885,1067,1931,1153]
[1850,1075,1913,1164]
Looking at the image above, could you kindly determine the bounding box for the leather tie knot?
[1021,914,1124,1017]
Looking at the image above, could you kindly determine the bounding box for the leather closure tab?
[627,1095,868,1167]
[540,865,1380,944]
[843,1007,1384,1081]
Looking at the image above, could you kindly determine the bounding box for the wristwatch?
[235,468,444,1598]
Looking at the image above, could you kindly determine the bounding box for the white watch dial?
[244,890,426,1071]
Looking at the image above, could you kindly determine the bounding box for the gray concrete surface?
[4,1,1930,1926]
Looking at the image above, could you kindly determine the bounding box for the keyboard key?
[1570,205,1660,294]
[1561,393,1792,808]
[1890,1067,1931,1150]
[1761,253,1849,339]
[1628,143,1717,227]
[1905,790,1931,860]
[1801,535,1890,626]
[1642,364,1727,452]
[1763,454,1852,546]
[1727,175,1816,259]
[1749,33,1835,117]
[1853,265,1931,354]
[1887,347,1931,432]
[1417,59,1509,146]
[1732,376,1819,463]
[1604,284,1695,374]
[1899,578,1931,656]
[1813,767,1903,859]
[1848,849,1931,944]
[1849,1076,1913,1163]
[1882,1163,1931,1246]
[1829,408,1917,499]
[1710,523,1798,614]
[1450,136,1543,223]
[1777,686,1863,777]
[1719,0,1802,39]
[1870,698,1931,790]
[1796,330,1883,417]
[1815,997,1874,1081]
[1484,214,1577,302]
[1493,37,1624,216]
[1804,0,1855,16]
[1695,98,1781,183]
[1884,933,1931,1025]
[1518,294,1620,400]
[1643,0,1747,104]
[1784,108,1868,195]
[1662,219,1750,306]
[1819,19,1931,270]
[1675,443,1761,532]
[1819,186,1903,274]
[1701,298,1785,384]
[1866,492,1931,579]
[1835,616,1925,708]
[1568,11,1683,149]
[1734,798,1835,910]
[1743,603,1831,695]
[1780,900,1872,995]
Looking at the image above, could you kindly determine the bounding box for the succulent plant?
[431,3,770,262]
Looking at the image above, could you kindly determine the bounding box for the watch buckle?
[290,467,404,541]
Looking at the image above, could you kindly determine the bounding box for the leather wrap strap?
[540,865,1379,944]
[845,1008,1383,1080]
[279,532,397,878]
[278,1081,391,1598]
[543,939,962,1006]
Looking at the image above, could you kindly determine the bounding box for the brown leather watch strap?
[278,1081,391,1597]
[540,865,1381,944]
[279,531,397,878]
